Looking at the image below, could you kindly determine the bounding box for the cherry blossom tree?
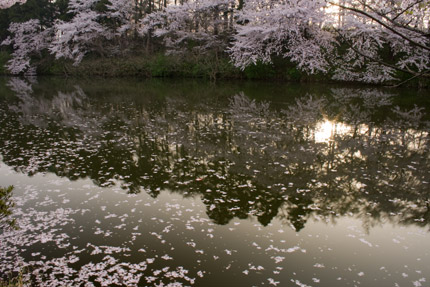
[2,0,429,83]
[1,19,49,75]
[140,0,235,80]
[140,0,235,55]
[330,0,430,84]
[105,0,135,35]
[2,0,138,72]
[139,0,236,78]
[229,0,430,84]
[0,0,26,9]
[49,0,109,65]
[229,0,336,74]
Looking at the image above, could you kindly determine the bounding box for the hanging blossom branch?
[335,31,430,86]
[49,0,110,65]
[355,0,428,35]
[390,71,430,88]
[1,19,50,75]
[229,0,336,74]
[328,1,430,52]
[228,0,430,83]
[327,0,430,84]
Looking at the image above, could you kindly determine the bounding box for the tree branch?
[355,0,430,37]
[328,1,430,52]
[391,0,425,21]
[336,30,422,77]
[389,70,430,88]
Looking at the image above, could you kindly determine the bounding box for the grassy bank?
[35,51,330,82]
[40,53,245,79]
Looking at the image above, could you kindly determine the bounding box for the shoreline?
[1,51,429,88]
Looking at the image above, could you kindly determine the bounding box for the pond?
[0,77,429,287]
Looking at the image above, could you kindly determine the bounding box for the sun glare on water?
[315,119,352,143]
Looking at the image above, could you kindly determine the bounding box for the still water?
[0,77,429,286]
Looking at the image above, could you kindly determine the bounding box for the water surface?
[0,77,429,286]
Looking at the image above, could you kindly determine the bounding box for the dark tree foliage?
[0,9,10,42]
[6,0,55,25]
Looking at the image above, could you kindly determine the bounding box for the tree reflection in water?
[0,78,429,232]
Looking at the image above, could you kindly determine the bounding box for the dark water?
[0,77,429,287]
